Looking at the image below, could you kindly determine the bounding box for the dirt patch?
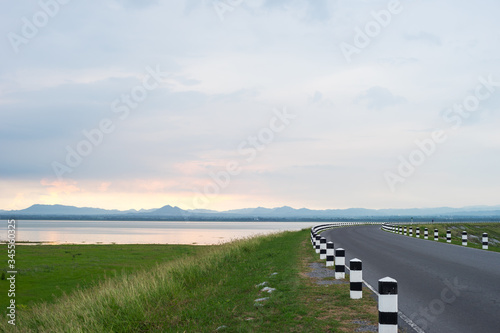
[299,239,379,332]
[489,238,500,245]
[352,320,377,332]
[306,262,348,285]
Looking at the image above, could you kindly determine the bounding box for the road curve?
[321,225,500,333]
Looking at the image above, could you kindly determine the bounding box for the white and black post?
[326,241,334,266]
[409,227,413,237]
[462,231,467,246]
[446,230,451,243]
[483,233,488,250]
[378,277,398,333]
[434,228,439,241]
[350,259,362,299]
[424,228,428,240]
[335,248,345,279]
[416,227,420,238]
[404,227,407,236]
[320,237,327,260]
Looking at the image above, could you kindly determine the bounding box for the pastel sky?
[1,0,500,211]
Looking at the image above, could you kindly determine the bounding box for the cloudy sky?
[1,0,500,211]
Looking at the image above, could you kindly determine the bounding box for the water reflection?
[3,220,318,245]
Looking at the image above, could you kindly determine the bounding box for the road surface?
[321,225,500,333]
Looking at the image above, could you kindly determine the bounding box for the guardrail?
[382,223,491,250]
[310,222,398,333]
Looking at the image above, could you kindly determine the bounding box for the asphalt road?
[321,225,500,333]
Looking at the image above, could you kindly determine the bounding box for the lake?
[3,220,319,245]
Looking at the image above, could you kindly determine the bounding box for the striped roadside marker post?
[462,231,467,246]
[350,259,362,299]
[416,227,420,238]
[434,229,439,241]
[424,228,428,239]
[483,233,488,250]
[320,237,327,260]
[335,248,345,279]
[315,235,321,253]
[404,227,407,236]
[378,277,398,333]
[446,230,451,243]
[409,227,413,237]
[326,241,335,267]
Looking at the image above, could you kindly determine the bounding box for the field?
[388,223,500,252]
[0,244,207,309]
[0,230,378,332]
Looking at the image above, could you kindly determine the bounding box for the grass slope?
[0,244,207,309]
[389,223,500,252]
[1,230,378,332]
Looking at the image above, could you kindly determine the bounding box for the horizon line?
[3,202,500,213]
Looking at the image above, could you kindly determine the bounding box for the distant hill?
[144,205,186,216]
[1,203,500,221]
[14,204,132,215]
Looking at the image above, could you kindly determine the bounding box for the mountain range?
[1,204,500,221]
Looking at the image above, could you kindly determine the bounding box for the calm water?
[2,220,318,245]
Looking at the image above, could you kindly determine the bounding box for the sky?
[1,0,500,212]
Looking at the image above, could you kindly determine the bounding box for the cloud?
[354,86,407,110]
[112,0,160,10]
[404,31,442,46]
[308,91,323,105]
[1,0,500,210]
[40,179,81,195]
[307,90,334,108]
[98,182,112,192]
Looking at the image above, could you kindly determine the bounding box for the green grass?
[0,244,207,309]
[387,223,500,252]
[0,230,378,332]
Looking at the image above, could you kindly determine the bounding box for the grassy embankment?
[1,229,378,332]
[0,244,207,309]
[388,223,500,252]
